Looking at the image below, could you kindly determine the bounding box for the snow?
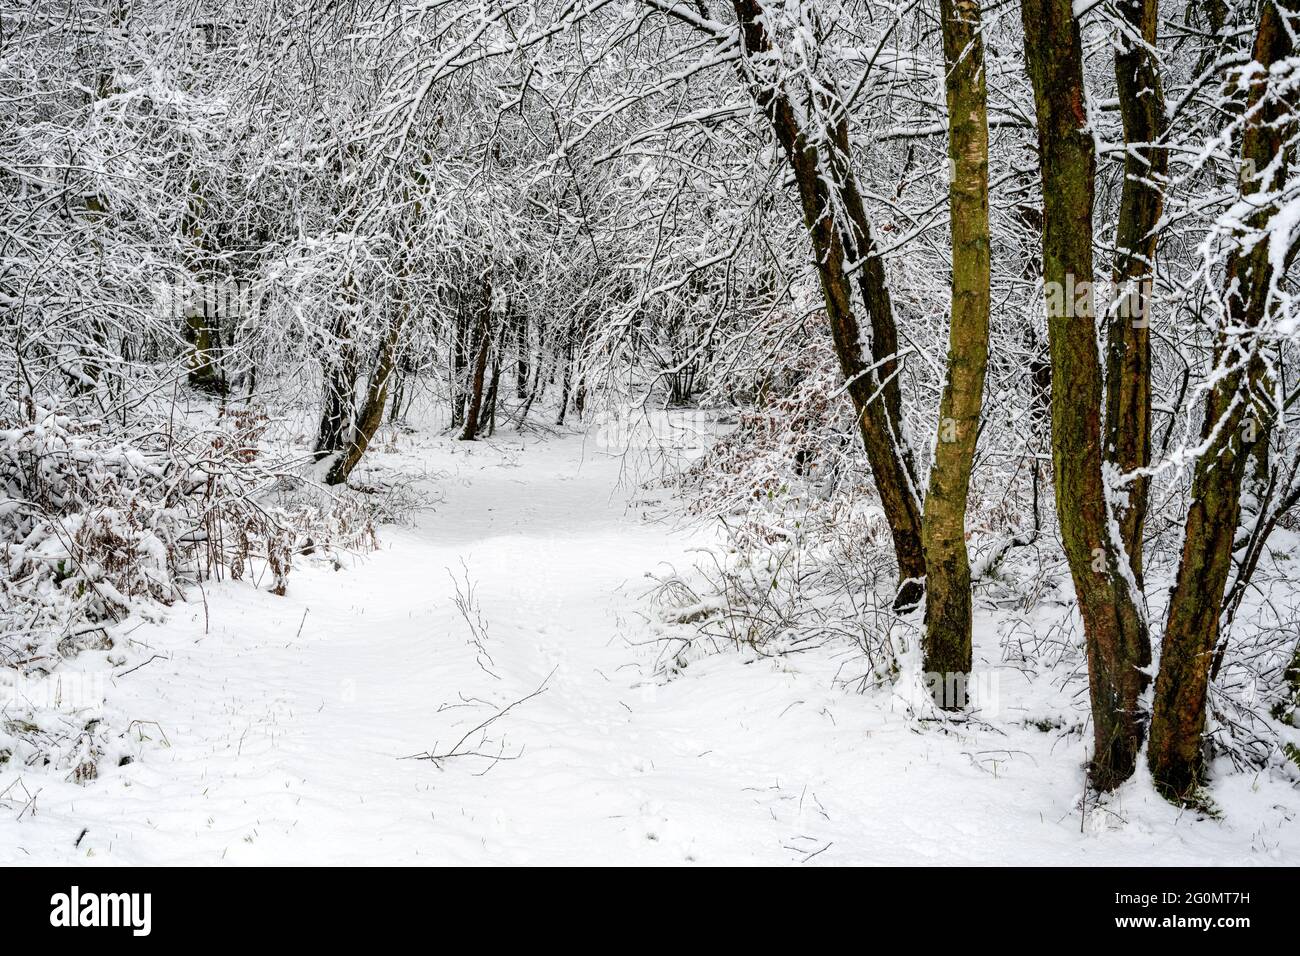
[2,429,1297,865]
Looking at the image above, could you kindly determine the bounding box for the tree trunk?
[388,367,406,424]
[556,334,573,426]
[921,0,991,702]
[732,0,925,610]
[574,373,587,420]
[186,307,226,395]
[479,328,503,436]
[451,293,470,430]
[1021,0,1150,790]
[515,318,548,428]
[314,354,354,459]
[459,275,492,442]
[514,305,530,399]
[180,169,226,396]
[1148,0,1298,802]
[1104,0,1167,589]
[314,283,358,461]
[326,293,407,486]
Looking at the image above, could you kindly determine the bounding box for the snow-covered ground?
[2,428,1297,865]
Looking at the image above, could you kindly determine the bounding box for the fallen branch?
[401,667,557,767]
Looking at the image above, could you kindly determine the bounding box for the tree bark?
[921,0,991,700]
[326,288,407,485]
[1148,0,1298,802]
[314,281,359,461]
[450,290,470,430]
[514,304,530,399]
[556,336,573,426]
[732,0,925,610]
[180,188,226,396]
[479,324,503,436]
[459,274,493,442]
[185,307,226,395]
[388,366,406,424]
[1021,0,1151,790]
[1105,0,1167,589]
[515,317,548,428]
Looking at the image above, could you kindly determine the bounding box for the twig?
[800,841,833,864]
[116,654,166,678]
[402,667,557,765]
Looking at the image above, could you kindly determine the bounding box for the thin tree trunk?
[732,0,925,609]
[1021,0,1150,790]
[921,0,991,701]
[479,326,503,436]
[314,354,354,458]
[450,293,469,430]
[515,305,530,399]
[556,335,573,426]
[326,274,408,485]
[515,319,549,428]
[459,275,492,442]
[388,367,406,424]
[326,319,401,485]
[1148,0,1298,802]
[314,282,358,461]
[1105,0,1167,589]
[574,372,587,420]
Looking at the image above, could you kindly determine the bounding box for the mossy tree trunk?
[921,0,991,700]
[185,306,226,395]
[732,0,925,610]
[1021,0,1151,790]
[181,177,227,396]
[1148,0,1299,803]
[1104,0,1167,590]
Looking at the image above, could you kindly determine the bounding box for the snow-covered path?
[3,432,1297,865]
[5,433,795,864]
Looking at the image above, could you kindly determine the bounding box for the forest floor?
[2,422,1298,865]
